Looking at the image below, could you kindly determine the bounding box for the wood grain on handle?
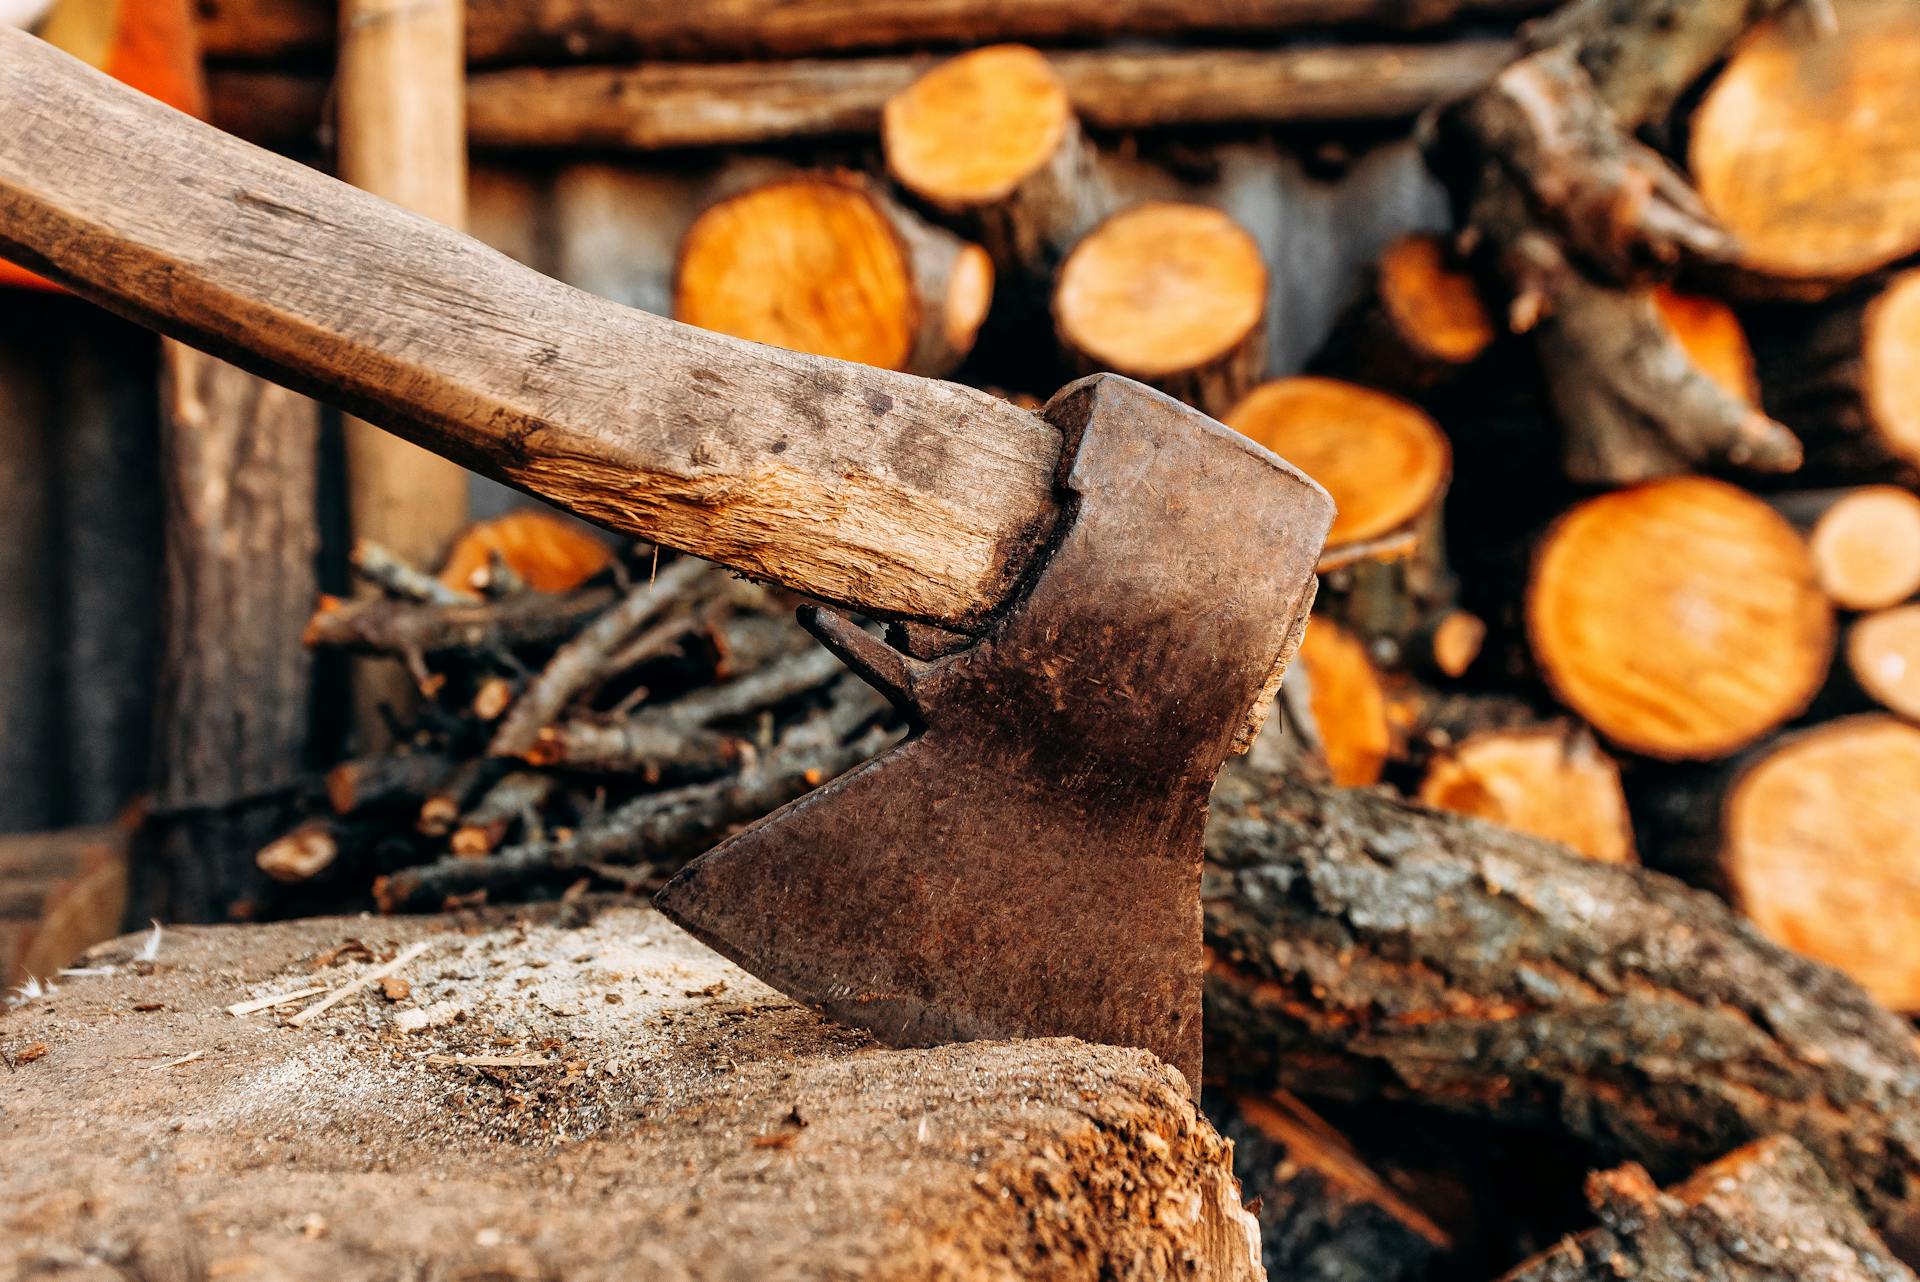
[0,28,1065,629]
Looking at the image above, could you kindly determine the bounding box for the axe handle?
[0,28,1065,631]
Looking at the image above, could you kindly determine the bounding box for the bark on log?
[222,41,1516,155]
[0,302,61,831]
[1526,477,1834,760]
[195,0,1550,63]
[140,344,320,924]
[1691,0,1920,290]
[0,905,1262,1280]
[1756,269,1920,486]
[676,172,995,377]
[54,308,162,824]
[1500,1138,1916,1282]
[1208,1091,1447,1282]
[1054,202,1268,416]
[1200,761,1920,1248]
[1769,486,1920,612]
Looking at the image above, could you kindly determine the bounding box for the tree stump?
[0,904,1262,1281]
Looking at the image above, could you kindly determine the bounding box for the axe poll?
[0,28,1332,1087]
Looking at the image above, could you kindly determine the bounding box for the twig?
[147,1050,204,1071]
[349,539,477,606]
[424,1053,556,1068]
[286,940,432,1027]
[226,986,328,1016]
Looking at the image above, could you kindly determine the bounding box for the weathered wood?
[0,906,1262,1280]
[1501,1138,1915,1282]
[0,29,1065,632]
[140,344,319,924]
[1201,761,1920,1247]
[1208,1091,1447,1282]
[196,0,1549,63]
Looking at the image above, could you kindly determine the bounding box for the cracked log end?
[1528,477,1834,760]
[1055,202,1268,415]
[0,904,1262,1281]
[883,44,1072,210]
[1728,715,1920,1012]
[1691,0,1920,285]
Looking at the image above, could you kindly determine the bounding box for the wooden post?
[336,0,472,743]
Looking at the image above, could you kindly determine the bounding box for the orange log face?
[1295,616,1390,788]
[883,44,1071,209]
[1418,727,1636,865]
[1528,478,1834,761]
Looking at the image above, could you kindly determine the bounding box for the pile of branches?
[250,525,897,917]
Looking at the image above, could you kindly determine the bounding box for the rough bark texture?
[196,0,1550,62]
[1502,1138,1916,1282]
[0,904,1262,1281]
[141,344,320,924]
[1200,761,1920,1249]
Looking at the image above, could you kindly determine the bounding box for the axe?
[0,29,1331,1087]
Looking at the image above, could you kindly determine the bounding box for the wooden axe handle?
[0,29,1065,630]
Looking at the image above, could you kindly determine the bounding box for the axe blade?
[657,375,1332,1089]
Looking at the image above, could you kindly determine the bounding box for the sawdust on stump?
[0,903,1261,1281]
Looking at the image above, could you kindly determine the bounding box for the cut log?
[883,45,1103,282]
[141,344,320,924]
[1314,233,1494,393]
[0,824,128,988]
[1500,1138,1915,1282]
[1225,378,1453,660]
[0,906,1262,1281]
[1712,715,1920,1011]
[1201,761,1920,1247]
[1416,721,1636,864]
[1527,477,1834,760]
[1208,1091,1447,1282]
[1292,617,1392,789]
[439,510,613,596]
[676,173,994,377]
[1850,606,1920,721]
[1054,202,1267,416]
[1690,0,1920,288]
[1771,486,1920,611]
[196,0,1551,63]
[1758,268,1920,485]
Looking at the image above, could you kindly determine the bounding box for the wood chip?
[13,1042,48,1064]
[379,976,412,1002]
[424,1054,555,1068]
[148,1050,203,1071]
[287,940,433,1027]
[225,985,328,1016]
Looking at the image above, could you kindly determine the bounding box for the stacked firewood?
[246,512,898,919]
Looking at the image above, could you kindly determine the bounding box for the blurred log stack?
[3,0,1920,1278]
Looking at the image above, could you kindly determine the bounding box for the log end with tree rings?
[1863,268,1920,468]
[1527,478,1834,761]
[1295,616,1391,789]
[675,174,992,376]
[1377,233,1494,369]
[883,44,1072,212]
[1417,724,1637,865]
[1652,285,1759,406]
[1849,605,1920,721]
[1053,201,1268,415]
[1726,715,1920,1011]
[1808,486,1920,610]
[1223,377,1450,554]
[1690,0,1920,284]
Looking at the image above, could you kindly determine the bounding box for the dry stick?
[1200,763,1920,1247]
[488,556,711,758]
[349,539,477,606]
[303,588,617,657]
[225,985,327,1016]
[216,41,1516,154]
[285,939,432,1027]
[450,771,556,857]
[1500,1138,1915,1282]
[325,750,457,814]
[197,0,1549,63]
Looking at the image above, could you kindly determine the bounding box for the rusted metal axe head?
[656,375,1331,1088]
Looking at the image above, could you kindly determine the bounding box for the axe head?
[655,374,1331,1088]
